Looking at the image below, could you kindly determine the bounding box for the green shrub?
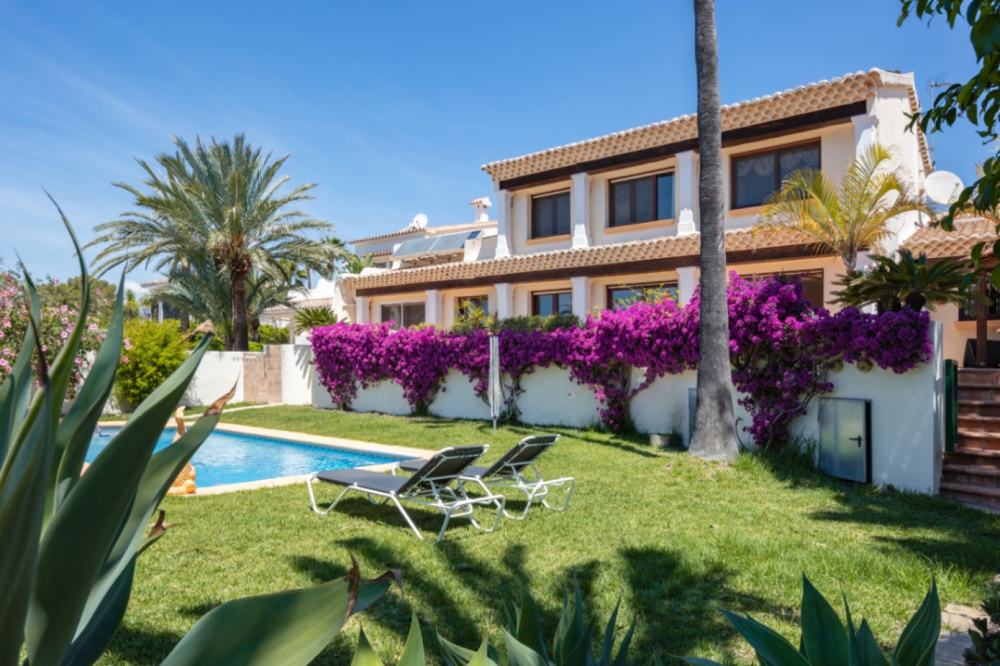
[258,323,290,345]
[495,312,581,333]
[114,319,188,410]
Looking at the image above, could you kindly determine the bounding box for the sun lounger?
[305,445,505,542]
[395,435,574,520]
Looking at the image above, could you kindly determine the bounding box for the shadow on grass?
[618,546,772,663]
[103,624,184,666]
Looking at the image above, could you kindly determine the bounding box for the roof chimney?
[470,197,492,224]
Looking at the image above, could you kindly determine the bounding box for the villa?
[340,68,930,328]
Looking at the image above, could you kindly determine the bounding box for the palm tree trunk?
[232,269,250,352]
[689,0,739,461]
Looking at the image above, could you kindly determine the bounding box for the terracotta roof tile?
[902,217,998,258]
[482,68,931,182]
[351,219,496,245]
[340,227,814,291]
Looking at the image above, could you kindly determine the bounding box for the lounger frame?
[307,446,506,543]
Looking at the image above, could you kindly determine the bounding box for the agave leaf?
[437,632,479,666]
[399,612,426,666]
[562,621,597,666]
[352,627,387,666]
[599,596,621,666]
[892,581,940,666]
[0,273,40,465]
[504,631,548,666]
[719,611,811,666]
[60,557,137,666]
[43,199,90,435]
[609,615,635,666]
[515,583,549,663]
[856,620,891,666]
[800,576,848,666]
[553,586,573,663]
[49,272,125,517]
[25,334,213,665]
[674,659,725,666]
[0,388,51,666]
[466,641,500,666]
[70,405,229,663]
[555,577,587,666]
[160,566,398,666]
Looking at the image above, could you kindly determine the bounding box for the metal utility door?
[818,398,871,484]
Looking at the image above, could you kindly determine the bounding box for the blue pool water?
[87,428,400,488]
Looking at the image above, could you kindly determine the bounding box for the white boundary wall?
[184,352,244,406]
[324,322,945,494]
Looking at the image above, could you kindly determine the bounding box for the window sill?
[526,234,571,246]
[729,205,764,218]
[605,218,676,234]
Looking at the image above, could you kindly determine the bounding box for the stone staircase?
[940,368,1000,510]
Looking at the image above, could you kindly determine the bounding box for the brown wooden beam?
[354,244,830,297]
[497,102,867,191]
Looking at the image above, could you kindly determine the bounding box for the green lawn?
[99,402,263,421]
[104,405,1000,665]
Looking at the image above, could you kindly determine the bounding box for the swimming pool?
[87,428,401,488]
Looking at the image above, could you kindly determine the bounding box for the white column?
[496,283,514,319]
[570,276,591,319]
[852,114,879,157]
[494,185,512,258]
[570,172,591,249]
[355,296,369,324]
[677,266,700,304]
[425,289,441,326]
[676,150,699,235]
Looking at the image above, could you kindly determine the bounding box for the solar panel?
[429,231,473,254]
[391,237,438,259]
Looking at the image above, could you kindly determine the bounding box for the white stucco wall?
[516,366,602,427]
[429,369,492,420]
[185,351,245,407]
[281,345,314,406]
[351,379,411,415]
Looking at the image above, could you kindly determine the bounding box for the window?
[380,303,426,329]
[746,269,824,307]
[610,172,675,227]
[532,291,572,317]
[960,284,1000,321]
[531,191,571,239]
[731,142,820,209]
[607,283,679,310]
[456,295,489,318]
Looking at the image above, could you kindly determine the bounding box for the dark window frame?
[455,295,490,318]
[744,268,825,307]
[530,190,572,239]
[531,290,573,317]
[605,282,679,310]
[608,171,676,228]
[730,140,821,210]
[379,302,426,330]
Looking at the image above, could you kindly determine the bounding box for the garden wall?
[327,323,944,494]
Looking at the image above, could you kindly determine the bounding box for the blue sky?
[0,0,990,287]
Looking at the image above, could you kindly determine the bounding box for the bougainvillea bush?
[312,273,932,446]
[0,270,107,395]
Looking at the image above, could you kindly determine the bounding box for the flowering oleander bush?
[313,273,932,445]
[0,271,107,395]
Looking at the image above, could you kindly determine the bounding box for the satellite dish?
[406,213,428,231]
[925,171,964,205]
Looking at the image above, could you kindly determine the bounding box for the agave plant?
[834,249,977,312]
[350,576,634,666]
[0,205,398,665]
[295,305,340,335]
[679,576,940,666]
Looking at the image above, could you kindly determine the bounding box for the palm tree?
[123,289,138,320]
[246,271,302,342]
[341,253,375,275]
[321,235,351,279]
[833,249,976,312]
[87,134,334,351]
[688,0,739,462]
[754,144,932,271]
[152,252,234,345]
